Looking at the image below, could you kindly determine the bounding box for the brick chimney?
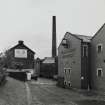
[18,40,24,45]
[52,16,57,57]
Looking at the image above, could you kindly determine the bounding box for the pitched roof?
[91,23,105,40]
[9,41,35,54]
[73,34,92,42]
[42,57,55,64]
[58,32,92,48]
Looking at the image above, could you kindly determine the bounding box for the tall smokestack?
[52,16,57,57]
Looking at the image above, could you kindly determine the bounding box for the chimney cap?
[18,40,24,44]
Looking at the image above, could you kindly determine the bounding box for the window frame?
[97,68,103,77]
[83,45,88,57]
[62,38,70,48]
[97,44,103,53]
[64,68,71,74]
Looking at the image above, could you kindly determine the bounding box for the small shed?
[39,57,57,78]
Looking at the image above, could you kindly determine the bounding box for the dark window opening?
[83,45,88,57]
[97,69,102,77]
[64,81,66,85]
[68,82,71,87]
[62,39,69,48]
[69,69,70,73]
[97,45,102,53]
[64,69,66,73]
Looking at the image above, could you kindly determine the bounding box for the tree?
[0,49,13,68]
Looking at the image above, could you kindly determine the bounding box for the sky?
[0,0,105,58]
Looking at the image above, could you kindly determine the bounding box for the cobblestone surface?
[0,77,27,105]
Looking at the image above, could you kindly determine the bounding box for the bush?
[0,67,7,86]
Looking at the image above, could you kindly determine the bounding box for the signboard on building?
[15,49,27,58]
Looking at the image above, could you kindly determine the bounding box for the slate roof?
[9,41,35,54]
[91,23,105,40]
[73,34,92,42]
[58,32,92,49]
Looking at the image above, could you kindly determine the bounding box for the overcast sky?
[0,0,105,58]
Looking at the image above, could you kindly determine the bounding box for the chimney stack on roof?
[18,40,24,45]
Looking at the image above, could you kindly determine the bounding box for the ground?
[0,77,105,105]
[0,77,27,105]
[28,78,105,105]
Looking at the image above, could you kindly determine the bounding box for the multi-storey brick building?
[91,23,105,91]
[7,40,35,70]
[58,23,105,91]
[58,32,92,89]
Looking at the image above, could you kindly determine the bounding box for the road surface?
[1,77,105,105]
[28,78,105,105]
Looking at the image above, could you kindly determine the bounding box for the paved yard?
[29,78,105,105]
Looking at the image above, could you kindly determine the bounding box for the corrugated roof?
[73,34,92,42]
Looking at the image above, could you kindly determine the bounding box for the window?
[97,44,102,53]
[97,68,103,77]
[64,68,71,74]
[83,45,88,57]
[68,81,71,87]
[62,38,69,48]
[64,69,66,73]
[64,81,67,85]
[62,38,67,44]
[69,69,70,73]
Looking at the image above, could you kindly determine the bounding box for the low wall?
[8,71,27,82]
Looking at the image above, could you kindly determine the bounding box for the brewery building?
[57,23,105,92]
[91,23,105,91]
[57,32,92,89]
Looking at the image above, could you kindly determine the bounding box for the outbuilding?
[39,57,57,78]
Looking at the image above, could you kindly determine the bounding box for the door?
[81,45,88,89]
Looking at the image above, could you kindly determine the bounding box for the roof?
[9,41,35,54]
[58,32,92,49]
[42,57,55,64]
[73,34,92,42]
[91,23,105,40]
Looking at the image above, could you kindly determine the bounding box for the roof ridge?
[72,34,92,37]
[9,42,35,54]
[92,23,105,40]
